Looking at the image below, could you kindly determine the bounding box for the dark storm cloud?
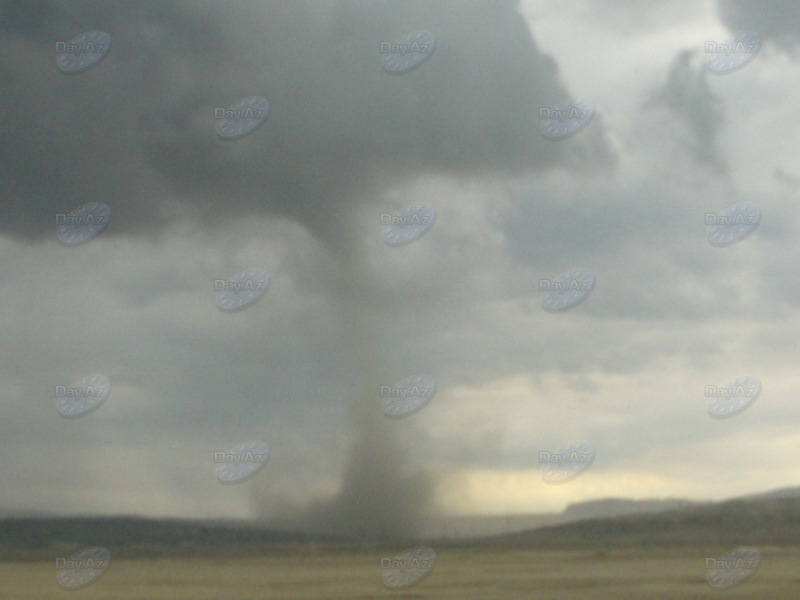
[0,0,231,241]
[646,50,728,175]
[718,0,800,53]
[0,0,613,250]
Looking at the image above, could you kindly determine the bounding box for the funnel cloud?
[0,0,614,537]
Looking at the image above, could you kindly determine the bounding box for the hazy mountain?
[561,497,702,520]
[739,486,800,502]
[480,496,800,548]
[423,513,562,539]
[0,516,334,560]
[426,497,702,539]
[0,508,56,519]
[4,485,800,558]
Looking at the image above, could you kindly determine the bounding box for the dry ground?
[2,546,799,599]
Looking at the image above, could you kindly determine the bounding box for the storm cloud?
[0,0,611,249]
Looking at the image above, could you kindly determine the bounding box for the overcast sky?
[2,0,800,538]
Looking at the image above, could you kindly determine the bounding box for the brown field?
[3,546,800,599]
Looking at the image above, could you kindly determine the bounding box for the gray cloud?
[645,49,728,175]
[718,0,800,53]
[570,0,706,33]
[0,0,613,252]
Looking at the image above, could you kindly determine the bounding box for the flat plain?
[3,546,800,599]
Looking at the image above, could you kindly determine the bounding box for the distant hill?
[436,489,795,539]
[422,513,561,539]
[0,516,346,560]
[739,486,800,502]
[0,509,56,519]
[561,497,701,521]
[4,486,800,557]
[480,496,800,548]
[426,497,703,539]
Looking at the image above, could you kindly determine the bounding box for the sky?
[1,0,800,539]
